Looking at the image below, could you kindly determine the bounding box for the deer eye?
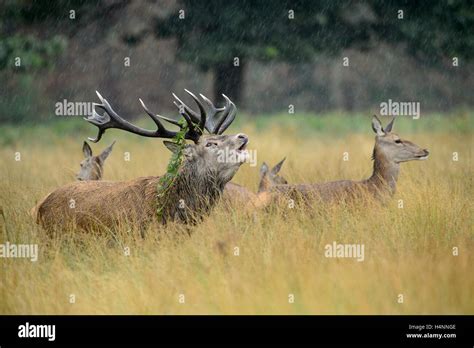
[395,139,402,144]
[206,142,217,148]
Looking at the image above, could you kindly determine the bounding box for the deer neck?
[367,146,400,195]
[158,161,226,224]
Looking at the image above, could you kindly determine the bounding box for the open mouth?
[237,139,248,152]
[414,149,429,160]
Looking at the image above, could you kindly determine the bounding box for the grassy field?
[0,112,473,314]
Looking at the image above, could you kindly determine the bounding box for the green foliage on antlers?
[155,120,189,221]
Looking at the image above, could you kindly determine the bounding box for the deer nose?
[423,149,429,155]
[236,133,248,143]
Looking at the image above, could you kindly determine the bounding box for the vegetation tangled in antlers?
[155,120,189,221]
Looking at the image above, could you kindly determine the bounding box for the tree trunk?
[213,61,245,106]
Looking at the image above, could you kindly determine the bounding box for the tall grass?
[0,114,472,314]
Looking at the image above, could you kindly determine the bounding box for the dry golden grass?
[0,118,473,314]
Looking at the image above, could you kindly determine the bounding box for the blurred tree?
[0,0,130,123]
[0,34,67,71]
[371,0,474,63]
[148,1,372,104]
[130,0,473,105]
[0,0,130,72]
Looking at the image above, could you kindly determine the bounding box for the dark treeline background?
[1,0,473,124]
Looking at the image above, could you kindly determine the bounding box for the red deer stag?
[34,90,248,231]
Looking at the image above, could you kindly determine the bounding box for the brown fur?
[221,158,288,206]
[264,116,429,207]
[36,177,157,231]
[223,182,255,202]
[34,134,249,232]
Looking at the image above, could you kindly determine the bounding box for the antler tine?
[140,98,189,128]
[172,93,201,124]
[197,93,236,134]
[216,94,237,134]
[171,101,191,126]
[198,93,220,133]
[138,98,171,132]
[184,89,206,134]
[84,108,107,142]
[142,96,201,142]
[208,94,231,134]
[156,113,182,127]
[170,90,238,135]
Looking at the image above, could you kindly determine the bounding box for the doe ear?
[260,162,269,175]
[271,157,286,175]
[82,141,93,158]
[371,115,385,136]
[384,117,396,133]
[99,140,115,162]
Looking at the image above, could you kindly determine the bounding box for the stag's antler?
[85,90,235,143]
[173,90,237,135]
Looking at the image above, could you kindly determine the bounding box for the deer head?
[163,133,249,186]
[371,116,429,164]
[85,90,248,190]
[258,157,288,193]
[77,140,115,181]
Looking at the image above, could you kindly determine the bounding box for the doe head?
[371,115,429,164]
[77,140,115,181]
[258,157,288,193]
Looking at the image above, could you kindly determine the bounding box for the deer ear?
[82,141,93,158]
[271,157,286,175]
[371,115,385,136]
[260,162,269,175]
[163,141,180,154]
[384,117,395,133]
[164,141,195,160]
[99,140,115,162]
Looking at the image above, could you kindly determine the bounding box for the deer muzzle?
[415,149,430,160]
[236,133,249,151]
